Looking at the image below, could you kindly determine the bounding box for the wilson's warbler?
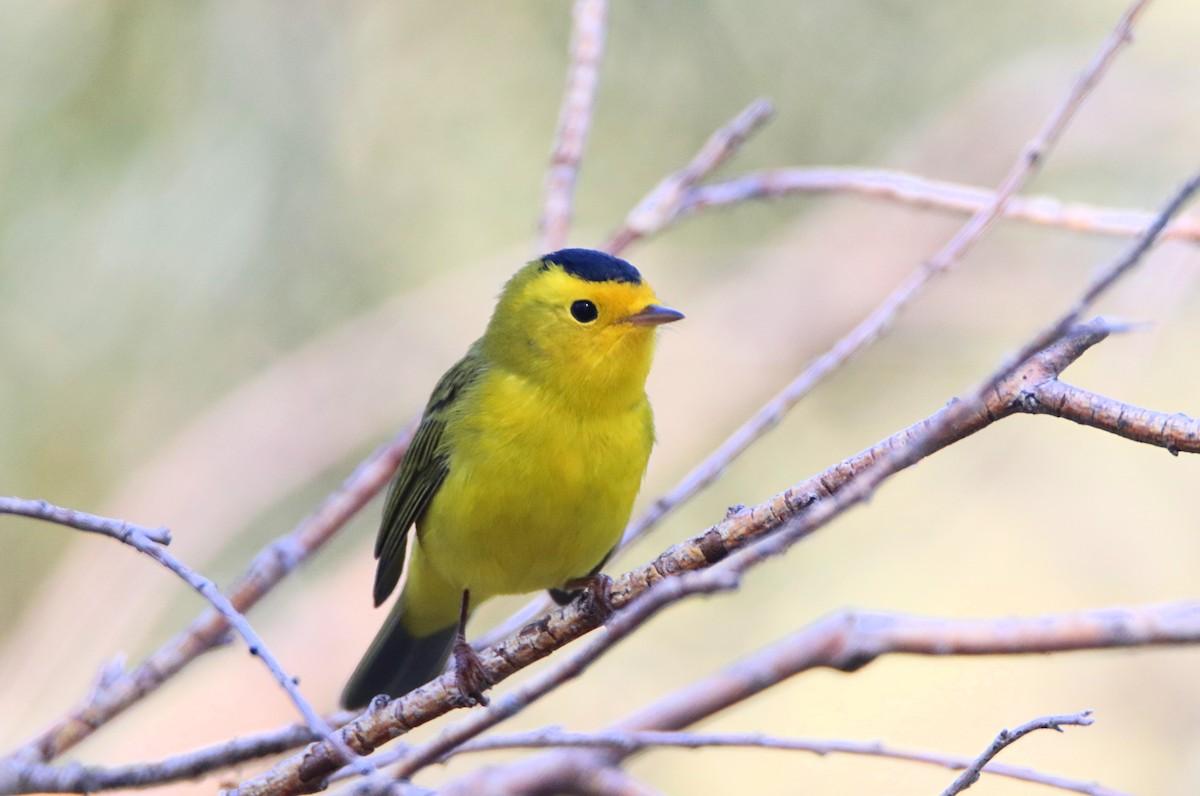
[341,248,682,709]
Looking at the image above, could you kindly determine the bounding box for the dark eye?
[570,299,598,323]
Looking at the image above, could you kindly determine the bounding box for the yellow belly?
[417,368,653,600]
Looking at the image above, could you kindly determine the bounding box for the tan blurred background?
[2,1,1199,793]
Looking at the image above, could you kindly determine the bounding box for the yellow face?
[483,254,682,408]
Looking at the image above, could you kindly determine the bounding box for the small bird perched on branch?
[341,248,683,709]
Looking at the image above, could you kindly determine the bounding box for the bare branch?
[3,425,415,768]
[446,600,1195,795]
[8,605,1128,796]
[679,167,1200,245]
[612,602,1200,735]
[940,712,1095,796]
[388,568,742,781]
[1023,380,1200,454]
[537,0,608,253]
[0,498,172,546]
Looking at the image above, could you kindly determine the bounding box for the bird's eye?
[570,299,598,323]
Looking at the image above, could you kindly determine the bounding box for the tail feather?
[341,596,457,710]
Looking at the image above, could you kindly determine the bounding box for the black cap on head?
[540,248,642,285]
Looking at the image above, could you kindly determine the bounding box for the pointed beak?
[623,304,685,327]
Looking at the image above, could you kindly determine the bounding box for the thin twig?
[604,97,775,254]
[439,728,1123,796]
[52,509,364,777]
[604,0,1150,256]
[537,0,608,253]
[941,712,1095,796]
[4,425,415,768]
[0,498,172,546]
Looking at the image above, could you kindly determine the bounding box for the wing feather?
[371,346,485,606]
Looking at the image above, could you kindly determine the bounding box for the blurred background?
[2,1,1199,793]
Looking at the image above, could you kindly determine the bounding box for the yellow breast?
[417,367,654,598]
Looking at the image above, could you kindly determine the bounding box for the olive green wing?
[372,346,485,606]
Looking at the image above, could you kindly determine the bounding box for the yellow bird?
[341,248,682,709]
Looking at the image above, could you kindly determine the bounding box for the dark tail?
[340,596,457,710]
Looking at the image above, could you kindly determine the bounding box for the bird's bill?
[623,304,685,327]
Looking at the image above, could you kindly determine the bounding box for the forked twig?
[941,712,1095,796]
[0,498,172,545]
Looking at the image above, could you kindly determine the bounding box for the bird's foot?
[568,573,614,625]
[451,639,492,708]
